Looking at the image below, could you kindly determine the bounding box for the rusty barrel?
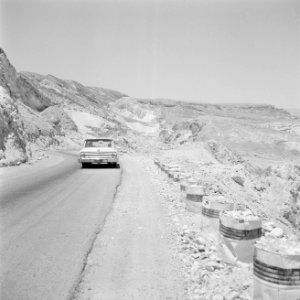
[172,173,181,182]
[180,177,197,192]
[185,185,204,213]
[167,167,180,179]
[202,196,234,218]
[201,196,234,231]
[219,210,262,264]
[253,236,300,300]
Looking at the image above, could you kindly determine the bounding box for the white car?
[79,138,120,168]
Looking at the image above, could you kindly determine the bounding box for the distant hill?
[1,48,299,166]
[286,108,300,117]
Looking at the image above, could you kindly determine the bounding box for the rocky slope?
[1,48,300,299]
[0,86,27,165]
[0,49,132,166]
[1,47,299,172]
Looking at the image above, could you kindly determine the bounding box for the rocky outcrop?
[0,49,20,100]
[17,73,52,111]
[1,47,299,167]
[0,49,51,112]
[207,140,245,165]
[0,48,129,166]
[0,87,28,165]
[41,106,78,134]
[19,72,127,109]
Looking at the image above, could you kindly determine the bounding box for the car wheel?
[82,163,89,168]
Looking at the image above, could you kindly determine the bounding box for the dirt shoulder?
[73,154,185,300]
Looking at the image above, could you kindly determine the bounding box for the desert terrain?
[1,48,300,299]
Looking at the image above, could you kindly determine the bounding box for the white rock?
[262,221,275,232]
[195,237,206,246]
[205,265,215,272]
[270,227,284,238]
[212,295,224,300]
[225,291,240,300]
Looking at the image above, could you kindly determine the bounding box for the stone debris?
[221,209,260,222]
[148,158,255,299]
[231,176,245,186]
[262,221,276,232]
[150,155,300,299]
[256,235,300,255]
[269,227,284,238]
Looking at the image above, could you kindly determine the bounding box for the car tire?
[82,163,89,168]
[115,163,120,169]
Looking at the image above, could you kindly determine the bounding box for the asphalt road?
[0,152,121,300]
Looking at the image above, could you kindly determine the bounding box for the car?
[79,138,120,168]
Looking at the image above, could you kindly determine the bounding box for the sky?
[1,0,299,108]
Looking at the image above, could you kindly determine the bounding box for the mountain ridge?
[0,48,299,166]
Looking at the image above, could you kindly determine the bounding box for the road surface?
[0,152,121,300]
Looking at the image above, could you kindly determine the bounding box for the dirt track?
[74,155,185,300]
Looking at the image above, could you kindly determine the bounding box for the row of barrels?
[154,159,300,300]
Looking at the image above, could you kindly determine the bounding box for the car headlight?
[80,153,86,157]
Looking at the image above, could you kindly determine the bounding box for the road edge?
[67,163,124,300]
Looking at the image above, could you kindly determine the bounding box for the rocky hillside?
[1,48,300,231]
[1,48,300,167]
[0,49,132,166]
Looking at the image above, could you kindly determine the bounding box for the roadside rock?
[269,227,284,238]
[231,176,244,186]
[207,140,245,165]
[0,86,28,166]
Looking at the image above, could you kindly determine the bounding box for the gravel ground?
[72,148,300,300]
[147,158,252,300]
[73,155,186,300]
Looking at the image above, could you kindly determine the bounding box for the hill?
[1,48,300,167]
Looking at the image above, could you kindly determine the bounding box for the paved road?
[0,152,121,300]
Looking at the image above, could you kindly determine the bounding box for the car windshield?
[85,140,113,147]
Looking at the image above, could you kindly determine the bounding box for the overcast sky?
[1,0,299,108]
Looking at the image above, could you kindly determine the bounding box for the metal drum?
[253,236,300,300]
[201,196,234,232]
[185,185,204,213]
[219,210,262,264]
